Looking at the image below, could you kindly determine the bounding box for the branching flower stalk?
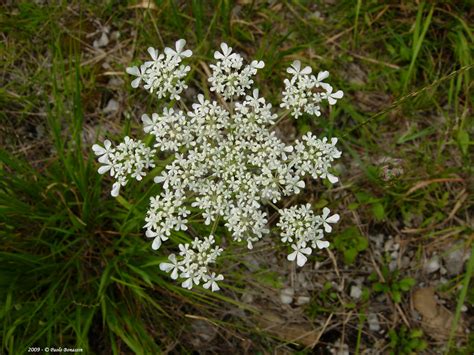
[93,39,343,291]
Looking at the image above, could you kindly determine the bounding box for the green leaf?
[399,277,416,291]
[344,248,358,264]
[392,290,402,303]
[373,283,386,292]
[457,129,470,155]
[355,235,369,251]
[372,202,385,221]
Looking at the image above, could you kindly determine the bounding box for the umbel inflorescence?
[93,39,343,292]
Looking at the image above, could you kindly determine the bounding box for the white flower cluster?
[281,60,344,118]
[93,39,344,291]
[209,42,264,100]
[278,205,339,267]
[159,235,224,291]
[126,39,192,100]
[92,137,156,197]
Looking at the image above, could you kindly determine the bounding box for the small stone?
[443,245,470,276]
[110,31,120,41]
[350,285,362,300]
[241,291,254,304]
[93,32,109,48]
[103,99,119,114]
[280,288,294,305]
[108,77,124,87]
[424,256,440,274]
[368,313,380,331]
[295,296,310,305]
[384,239,394,252]
[329,338,349,355]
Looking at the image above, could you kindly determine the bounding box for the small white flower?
[92,139,112,156]
[322,85,344,105]
[165,39,193,58]
[126,65,146,88]
[203,272,224,292]
[287,243,312,267]
[159,254,180,280]
[287,60,312,76]
[314,70,329,87]
[321,207,340,233]
[214,42,233,60]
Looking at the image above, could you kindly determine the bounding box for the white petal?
[296,180,305,188]
[111,183,120,197]
[324,223,333,233]
[159,262,173,272]
[182,278,193,289]
[252,60,264,69]
[141,114,152,125]
[98,155,110,164]
[296,252,308,267]
[292,60,301,71]
[175,39,186,52]
[98,165,111,174]
[327,173,339,183]
[316,240,330,249]
[301,247,312,255]
[287,250,297,262]
[214,51,224,60]
[211,282,220,292]
[170,268,179,280]
[164,47,175,56]
[326,214,340,224]
[197,94,204,104]
[301,66,312,75]
[317,70,329,81]
[145,229,156,238]
[180,49,192,58]
[220,42,230,55]
[322,207,330,218]
[131,77,141,88]
[152,237,162,250]
[92,144,106,155]
[332,90,344,99]
[147,47,158,60]
[126,66,140,76]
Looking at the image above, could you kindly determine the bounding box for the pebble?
[443,245,470,276]
[93,32,109,48]
[241,291,254,304]
[368,313,381,331]
[350,285,362,300]
[103,99,119,114]
[295,296,310,305]
[424,255,440,273]
[279,288,294,305]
